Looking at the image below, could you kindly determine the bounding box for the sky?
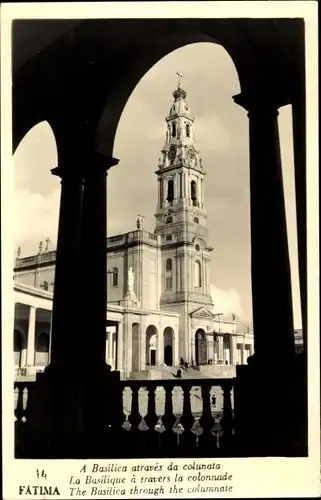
[13,42,302,328]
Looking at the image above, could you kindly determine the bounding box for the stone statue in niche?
[127,267,134,294]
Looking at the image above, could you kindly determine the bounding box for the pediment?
[190,307,214,319]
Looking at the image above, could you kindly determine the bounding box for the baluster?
[15,384,24,422]
[14,384,27,459]
[128,385,142,456]
[144,383,159,456]
[161,382,176,455]
[14,386,19,422]
[128,385,141,430]
[180,384,196,453]
[22,387,28,422]
[198,383,216,455]
[220,380,235,454]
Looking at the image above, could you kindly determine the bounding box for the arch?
[167,179,174,202]
[195,328,207,365]
[145,325,158,366]
[186,123,190,137]
[166,258,172,271]
[194,260,202,287]
[96,33,242,158]
[35,331,50,366]
[14,329,25,367]
[132,322,140,372]
[163,326,174,366]
[172,122,176,138]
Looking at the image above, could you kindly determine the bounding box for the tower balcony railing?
[14,377,236,458]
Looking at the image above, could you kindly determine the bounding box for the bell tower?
[154,75,213,361]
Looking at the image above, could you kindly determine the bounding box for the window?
[110,267,119,287]
[191,180,197,206]
[186,124,190,137]
[167,179,174,202]
[172,123,176,137]
[166,259,172,271]
[166,235,172,241]
[194,260,202,287]
[165,258,173,290]
[166,217,172,224]
[194,217,199,224]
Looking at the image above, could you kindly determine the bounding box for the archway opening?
[132,322,140,372]
[107,41,242,242]
[146,325,158,366]
[13,121,59,262]
[163,326,174,366]
[195,328,207,365]
[35,331,50,366]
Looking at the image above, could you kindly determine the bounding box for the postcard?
[1,2,319,498]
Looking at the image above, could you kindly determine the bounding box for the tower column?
[184,172,189,200]
[180,252,186,291]
[175,255,180,293]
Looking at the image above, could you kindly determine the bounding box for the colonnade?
[14,304,51,374]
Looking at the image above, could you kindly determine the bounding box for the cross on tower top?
[176,72,183,88]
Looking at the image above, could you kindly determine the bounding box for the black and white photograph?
[1,1,319,498]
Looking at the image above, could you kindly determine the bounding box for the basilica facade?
[13,82,254,380]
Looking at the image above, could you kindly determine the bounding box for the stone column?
[108,330,113,364]
[241,342,245,365]
[48,167,84,368]
[230,335,237,365]
[79,155,118,370]
[140,321,146,371]
[26,306,36,366]
[234,93,295,364]
[157,328,164,365]
[116,322,123,372]
[292,99,307,356]
[217,335,224,361]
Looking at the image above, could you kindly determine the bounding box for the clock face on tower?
[168,147,176,160]
[188,148,195,160]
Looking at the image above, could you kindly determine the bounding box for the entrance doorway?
[164,344,173,366]
[195,329,207,365]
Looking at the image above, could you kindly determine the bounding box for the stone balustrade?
[14,377,235,458]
